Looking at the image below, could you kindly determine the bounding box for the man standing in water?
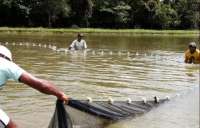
[69,33,87,50]
[0,45,68,128]
[184,42,200,64]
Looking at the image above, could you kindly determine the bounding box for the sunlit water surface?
[0,34,199,128]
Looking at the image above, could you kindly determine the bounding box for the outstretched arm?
[84,40,87,49]
[69,40,75,50]
[19,72,68,101]
[184,52,188,63]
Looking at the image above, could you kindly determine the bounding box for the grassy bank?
[0,27,199,37]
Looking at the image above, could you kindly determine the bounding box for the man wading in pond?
[0,45,69,128]
[184,42,200,64]
[68,33,87,50]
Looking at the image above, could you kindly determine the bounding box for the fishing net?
[49,97,168,128]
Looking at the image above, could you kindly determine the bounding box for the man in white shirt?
[0,45,69,128]
[69,33,87,50]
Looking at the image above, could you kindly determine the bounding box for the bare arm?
[69,40,76,50]
[184,58,188,63]
[19,72,68,101]
[184,52,188,63]
[84,40,87,49]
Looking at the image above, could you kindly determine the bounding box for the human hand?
[189,57,195,64]
[57,92,69,104]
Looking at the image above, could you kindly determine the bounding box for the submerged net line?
[0,41,163,57]
[49,96,170,128]
[0,41,57,51]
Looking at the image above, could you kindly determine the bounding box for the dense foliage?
[0,0,199,29]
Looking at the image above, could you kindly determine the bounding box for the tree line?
[0,0,199,29]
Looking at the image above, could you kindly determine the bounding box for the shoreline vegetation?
[0,27,199,37]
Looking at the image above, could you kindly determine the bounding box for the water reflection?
[0,34,199,128]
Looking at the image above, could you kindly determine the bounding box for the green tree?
[154,2,179,29]
[91,0,131,28]
[0,0,31,26]
[43,0,70,27]
[129,0,160,28]
[172,0,200,29]
[70,0,93,27]
[29,0,70,27]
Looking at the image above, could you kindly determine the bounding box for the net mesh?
[49,97,168,128]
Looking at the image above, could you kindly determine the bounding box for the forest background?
[0,0,199,30]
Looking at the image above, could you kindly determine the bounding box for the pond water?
[0,33,199,128]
